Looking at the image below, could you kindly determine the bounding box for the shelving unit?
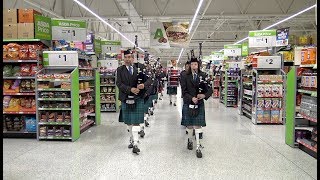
[285,66,317,158]
[35,67,80,141]
[238,68,253,119]
[3,39,48,138]
[212,72,221,98]
[220,63,240,107]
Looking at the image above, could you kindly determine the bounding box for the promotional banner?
[34,15,51,40]
[150,22,170,49]
[248,30,277,47]
[163,22,190,48]
[51,18,87,41]
[241,42,249,56]
[224,44,242,56]
[276,27,289,47]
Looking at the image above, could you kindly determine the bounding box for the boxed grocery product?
[256,110,264,122]
[271,110,280,122]
[25,116,36,132]
[300,48,308,64]
[272,84,281,97]
[3,9,17,24]
[257,85,264,97]
[310,76,316,89]
[18,23,34,39]
[257,99,264,108]
[263,110,271,122]
[271,98,280,109]
[264,85,272,97]
[264,98,272,109]
[307,47,317,64]
[304,76,310,88]
[3,24,18,39]
[18,9,41,23]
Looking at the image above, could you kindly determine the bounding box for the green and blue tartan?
[119,98,145,124]
[167,86,177,95]
[181,103,206,127]
[144,96,153,113]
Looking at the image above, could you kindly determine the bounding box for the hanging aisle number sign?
[256,56,282,69]
[224,44,242,56]
[211,52,224,60]
[248,30,277,47]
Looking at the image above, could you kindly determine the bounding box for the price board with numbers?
[248,30,277,48]
[224,44,242,56]
[99,59,119,70]
[256,56,282,69]
[211,52,224,60]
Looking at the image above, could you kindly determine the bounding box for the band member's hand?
[131,88,140,95]
[192,97,198,104]
[137,84,144,89]
[197,94,206,100]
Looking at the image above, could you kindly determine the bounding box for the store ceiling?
[5,0,317,67]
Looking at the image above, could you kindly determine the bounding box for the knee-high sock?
[195,128,202,148]
[132,126,140,145]
[186,128,193,142]
[128,125,133,142]
[172,95,177,103]
[169,95,172,101]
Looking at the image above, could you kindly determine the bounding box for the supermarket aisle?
[3,91,317,179]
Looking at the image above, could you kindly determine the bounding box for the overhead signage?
[94,39,102,54]
[211,52,224,60]
[101,40,121,54]
[248,30,277,48]
[162,21,190,48]
[150,22,170,49]
[34,15,51,40]
[241,42,249,56]
[276,27,289,47]
[256,56,282,69]
[224,44,242,56]
[51,18,87,41]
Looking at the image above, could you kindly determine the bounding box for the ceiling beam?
[83,0,95,17]
[162,0,171,16]
[24,0,64,18]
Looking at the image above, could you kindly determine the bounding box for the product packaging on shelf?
[256,110,264,122]
[263,110,271,122]
[3,24,18,39]
[18,9,41,23]
[3,9,17,24]
[17,23,34,39]
[271,110,280,122]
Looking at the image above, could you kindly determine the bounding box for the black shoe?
[199,132,203,139]
[196,148,202,158]
[173,103,176,106]
[155,100,157,104]
[170,101,172,105]
[132,145,140,154]
[139,130,145,138]
[187,139,193,150]
[186,130,188,134]
[150,111,154,115]
[193,129,195,136]
[145,120,149,127]
[128,142,133,149]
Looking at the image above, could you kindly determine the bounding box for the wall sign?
[256,56,282,69]
[34,15,51,40]
[248,30,277,47]
[51,18,87,41]
[224,44,242,56]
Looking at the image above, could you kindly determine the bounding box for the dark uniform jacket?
[116,63,152,102]
[181,71,213,105]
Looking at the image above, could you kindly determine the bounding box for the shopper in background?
[180,57,213,158]
[180,61,190,133]
[116,49,151,155]
[167,67,178,106]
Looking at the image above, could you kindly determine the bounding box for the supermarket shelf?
[37,88,71,91]
[101,109,117,112]
[3,130,36,134]
[100,74,115,77]
[79,89,94,94]
[88,113,95,116]
[300,64,316,68]
[101,92,116,94]
[242,109,252,117]
[37,79,71,82]
[38,108,71,111]
[39,136,72,140]
[80,99,94,105]
[79,67,93,70]
[257,96,283,98]
[101,84,116,86]
[80,120,95,133]
[299,113,317,123]
[295,126,314,131]
[243,82,252,85]
[297,89,317,97]
[3,76,35,79]
[79,76,95,81]
[3,92,35,95]
[38,98,71,101]
[4,38,42,42]
[38,122,71,125]
[3,59,38,63]
[243,95,252,100]
[243,74,252,77]
[257,80,283,83]
[101,101,116,103]
[257,108,282,111]
[3,111,36,114]
[297,138,317,152]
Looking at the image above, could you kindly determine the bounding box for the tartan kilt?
[144,96,153,113]
[151,94,158,100]
[167,86,177,95]
[119,98,144,124]
[181,103,206,127]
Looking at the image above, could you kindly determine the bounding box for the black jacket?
[180,71,213,105]
[116,63,152,102]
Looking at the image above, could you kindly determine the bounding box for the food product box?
[257,85,265,97]
[271,98,280,108]
[304,76,310,88]
[256,110,264,122]
[271,110,280,122]
[307,47,317,64]
[300,48,308,64]
[3,9,17,24]
[263,110,271,122]
[264,85,272,97]
[272,84,280,97]
[17,23,34,39]
[257,99,264,108]
[3,24,18,39]
[18,9,41,23]
[264,98,272,109]
[310,76,316,89]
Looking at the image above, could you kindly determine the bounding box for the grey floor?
[3,89,317,180]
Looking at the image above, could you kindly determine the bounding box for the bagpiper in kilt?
[180,56,212,158]
[116,49,151,155]
[180,61,190,128]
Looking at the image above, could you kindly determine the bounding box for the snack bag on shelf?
[20,64,31,76]
[12,66,21,76]
[3,45,8,59]
[7,43,20,59]
[304,76,310,88]
[271,110,280,123]
[19,44,29,59]
[28,44,40,59]
[3,65,13,77]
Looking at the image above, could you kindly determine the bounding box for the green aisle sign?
[224,44,242,56]
[101,40,121,45]
[94,39,102,54]
[241,42,248,56]
[34,15,52,40]
[51,19,86,28]
[248,29,277,47]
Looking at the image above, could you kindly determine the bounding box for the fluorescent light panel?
[73,0,145,52]
[215,4,317,51]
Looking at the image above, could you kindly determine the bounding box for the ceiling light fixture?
[216,4,317,51]
[178,0,205,62]
[73,0,145,52]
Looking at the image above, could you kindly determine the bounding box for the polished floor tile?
[3,89,317,180]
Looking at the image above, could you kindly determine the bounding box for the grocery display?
[36,67,80,141]
[238,67,253,118]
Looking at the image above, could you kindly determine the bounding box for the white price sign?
[248,30,277,48]
[211,54,224,60]
[224,44,242,56]
[99,60,119,70]
[257,56,282,69]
